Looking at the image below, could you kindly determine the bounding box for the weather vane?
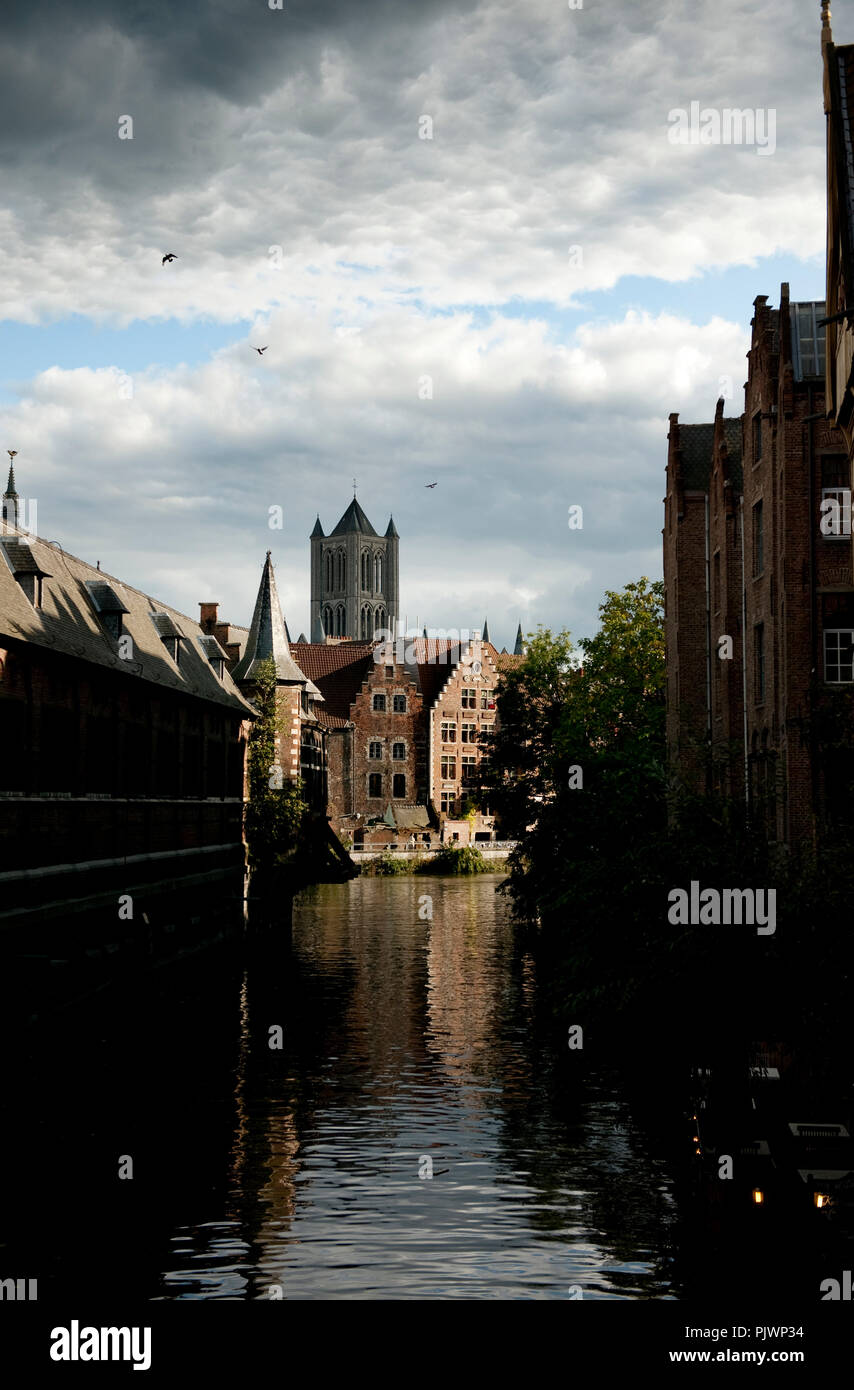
[353,476,357,496]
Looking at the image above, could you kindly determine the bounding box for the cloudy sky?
[0,0,835,648]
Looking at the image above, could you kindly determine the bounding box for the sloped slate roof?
[388,803,431,829]
[87,581,129,614]
[1,538,51,576]
[0,525,255,715]
[678,423,715,490]
[231,552,306,684]
[330,498,377,536]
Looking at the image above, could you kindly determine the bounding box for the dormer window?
[1,539,51,609]
[150,611,186,667]
[87,581,129,641]
[197,633,228,679]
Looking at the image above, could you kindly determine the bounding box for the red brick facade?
[664,285,854,846]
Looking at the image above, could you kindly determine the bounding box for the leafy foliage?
[419,844,493,875]
[244,657,307,872]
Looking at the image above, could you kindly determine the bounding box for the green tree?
[244,657,307,873]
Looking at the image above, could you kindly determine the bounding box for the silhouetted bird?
[252,346,268,355]
[425,482,437,488]
[161,253,178,265]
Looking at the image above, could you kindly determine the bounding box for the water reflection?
[154,877,676,1299]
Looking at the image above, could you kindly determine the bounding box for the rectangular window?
[385,665,394,678]
[440,721,456,743]
[824,629,854,683]
[793,302,827,380]
[372,694,386,712]
[821,487,851,539]
[479,722,494,743]
[393,694,407,712]
[753,412,762,463]
[441,791,456,816]
[461,722,478,743]
[752,500,764,576]
[393,773,406,798]
[369,741,382,759]
[754,623,765,703]
[461,755,477,784]
[392,742,405,760]
[461,689,476,709]
[368,772,382,797]
[480,689,495,710]
[440,755,456,779]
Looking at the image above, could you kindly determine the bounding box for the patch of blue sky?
[401,254,826,339]
[0,315,252,402]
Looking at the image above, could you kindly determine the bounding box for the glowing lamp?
[752,1188,764,1205]
[814,1192,830,1209]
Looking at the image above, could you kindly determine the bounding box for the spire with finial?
[822,0,832,44]
[2,450,20,531]
[232,551,307,684]
[514,623,524,656]
[481,616,491,645]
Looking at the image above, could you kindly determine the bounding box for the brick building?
[227,551,327,811]
[664,284,854,846]
[0,500,256,1001]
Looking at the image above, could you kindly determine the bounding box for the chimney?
[199,602,219,632]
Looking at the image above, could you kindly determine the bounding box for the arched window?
[322,606,333,636]
[375,607,386,635]
[392,742,405,760]
[325,551,333,591]
[337,550,346,590]
[361,551,370,591]
[336,604,345,636]
[361,605,371,639]
[375,553,383,591]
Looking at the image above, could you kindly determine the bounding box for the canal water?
[5,876,679,1301]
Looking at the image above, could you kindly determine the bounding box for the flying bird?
[252,346,268,355]
[425,481,437,488]
[161,253,178,265]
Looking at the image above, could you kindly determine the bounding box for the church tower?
[310,496,399,640]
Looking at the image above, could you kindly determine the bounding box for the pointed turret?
[297,631,308,644]
[385,516,399,538]
[514,623,524,656]
[2,452,20,532]
[310,611,326,643]
[232,552,307,684]
[481,616,491,645]
[310,515,325,539]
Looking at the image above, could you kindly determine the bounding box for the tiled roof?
[290,641,375,681]
[0,525,255,715]
[291,641,376,720]
[315,707,352,730]
[494,652,523,672]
